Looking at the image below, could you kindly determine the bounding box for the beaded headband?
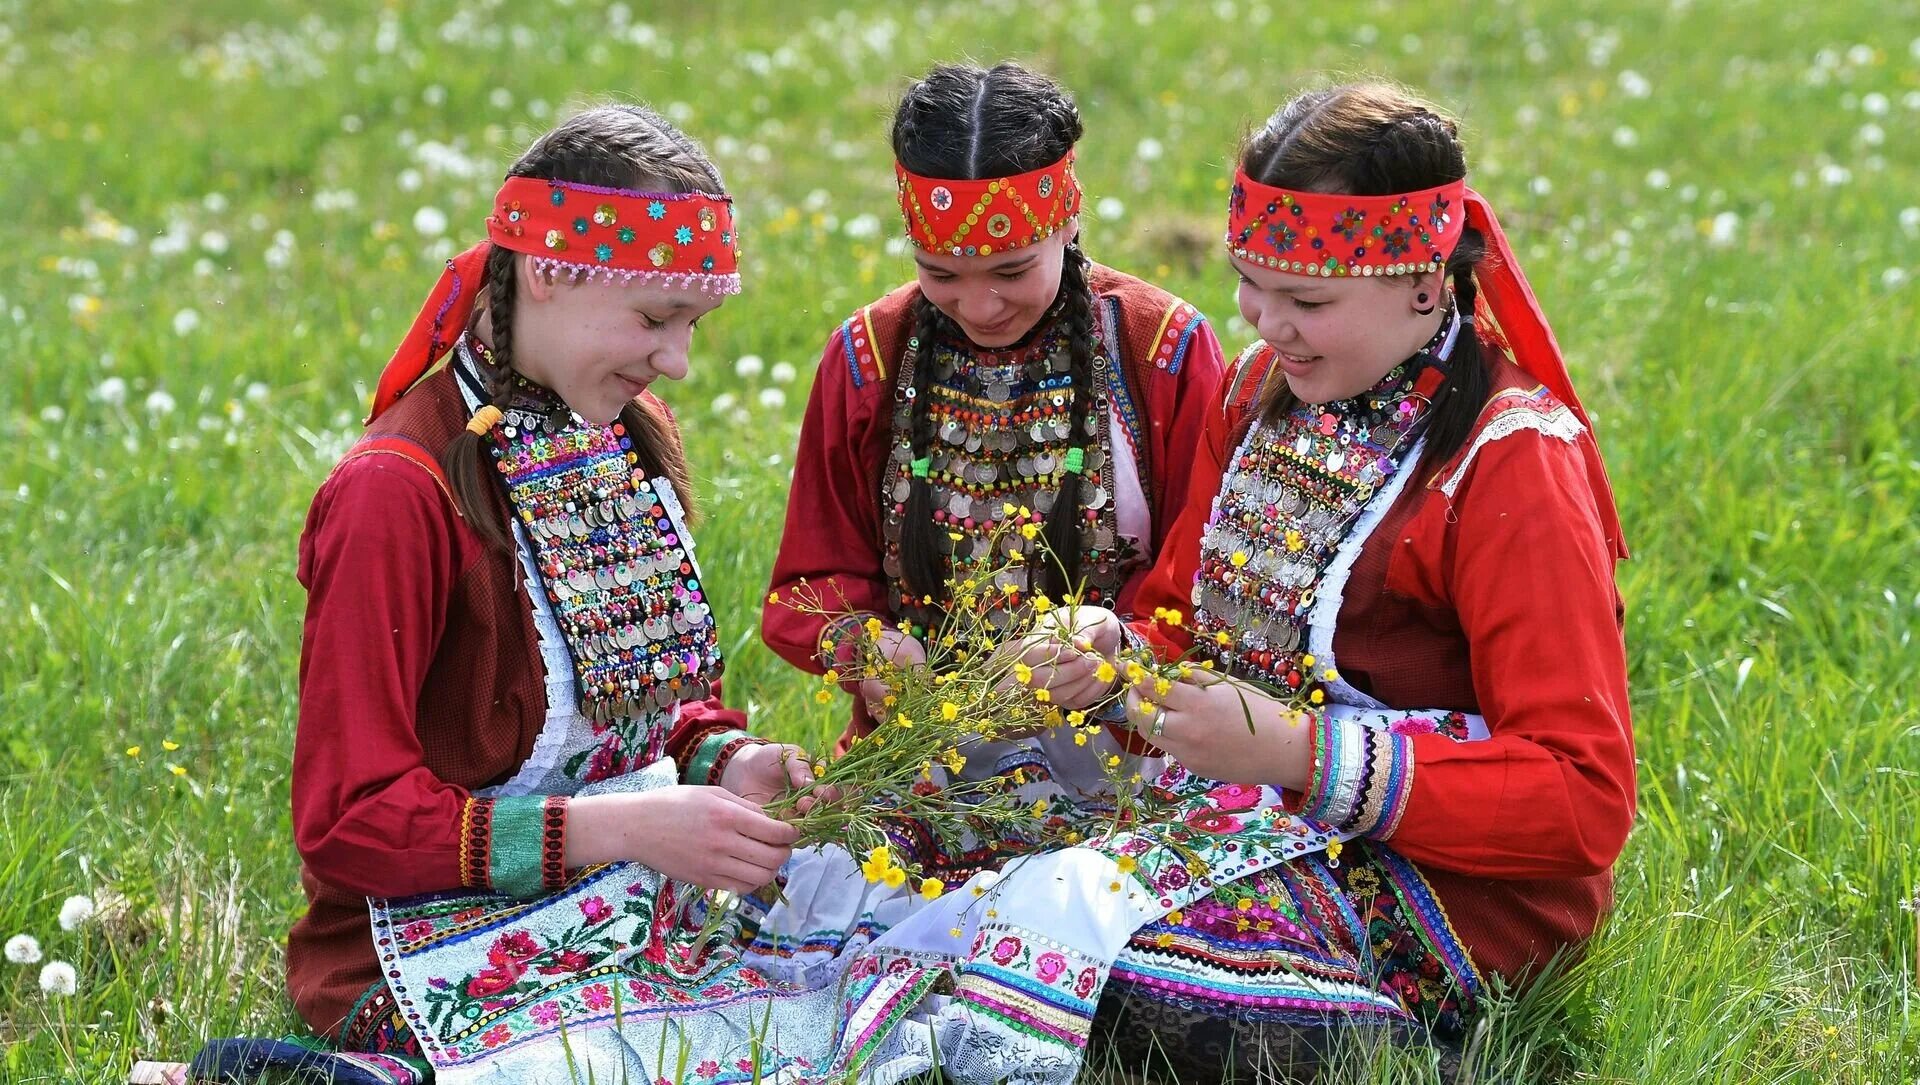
[489,176,741,290]
[1225,168,1466,277]
[369,177,741,421]
[895,151,1082,257]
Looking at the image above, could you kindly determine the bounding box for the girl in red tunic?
[1025,83,1635,1077]
[200,106,828,1084]
[761,62,1225,788]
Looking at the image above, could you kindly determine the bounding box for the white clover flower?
[1618,70,1652,99]
[94,377,128,407]
[733,354,765,378]
[144,389,177,417]
[412,206,448,237]
[39,960,77,996]
[5,933,41,963]
[757,387,787,410]
[58,894,96,931]
[1096,197,1126,222]
[1707,212,1741,248]
[1134,137,1163,162]
[769,361,797,384]
[173,308,201,336]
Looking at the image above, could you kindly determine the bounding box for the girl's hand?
[720,742,836,814]
[1004,606,1125,710]
[1125,668,1312,791]
[857,629,926,721]
[577,787,801,895]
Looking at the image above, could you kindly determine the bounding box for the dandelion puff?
[1528,176,1553,197]
[59,894,96,931]
[94,377,128,407]
[198,229,229,255]
[1707,212,1741,248]
[412,206,448,236]
[757,387,786,410]
[144,389,177,417]
[734,354,764,378]
[173,308,201,336]
[1097,197,1126,221]
[710,392,738,415]
[5,934,42,963]
[39,960,77,996]
[245,380,271,404]
[769,361,797,384]
[842,213,880,239]
[1618,70,1652,98]
[1899,207,1920,237]
[1645,168,1671,190]
[1862,92,1890,116]
[1883,267,1909,290]
[1134,137,1163,162]
[40,405,66,424]
[1611,126,1638,148]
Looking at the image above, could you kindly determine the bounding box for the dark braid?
[1241,84,1491,466]
[1038,242,1095,601]
[437,105,724,549]
[889,61,1095,606]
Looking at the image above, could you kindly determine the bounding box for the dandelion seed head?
[39,960,77,996]
[5,934,42,963]
[58,894,96,931]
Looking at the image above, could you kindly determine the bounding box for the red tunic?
[1130,346,1636,983]
[762,265,1226,745]
[285,366,748,1035]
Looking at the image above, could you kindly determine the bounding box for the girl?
[193,105,830,1084]
[761,63,1226,855]
[1027,82,1635,1078]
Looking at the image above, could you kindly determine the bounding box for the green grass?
[2,0,1917,1080]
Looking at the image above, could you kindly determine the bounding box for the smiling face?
[912,227,1072,348]
[1231,254,1448,404]
[507,255,726,423]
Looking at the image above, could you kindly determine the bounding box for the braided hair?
[1241,83,1491,464]
[890,62,1097,603]
[442,104,722,551]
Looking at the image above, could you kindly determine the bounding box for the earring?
[1413,291,1436,316]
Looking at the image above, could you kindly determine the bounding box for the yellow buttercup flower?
[1034,688,1051,703]
[919,877,945,901]
[860,846,896,883]
[814,689,832,704]
[1154,677,1172,697]
[882,867,907,889]
[1230,551,1249,567]
[865,617,883,636]
[1020,523,1040,540]
[1030,798,1049,818]
[823,668,840,684]
[1067,710,1086,725]
[1106,755,1122,768]
[896,712,914,728]
[1166,909,1185,924]
[1326,839,1344,863]
[1214,631,1232,646]
[1154,932,1174,948]
[1073,732,1088,746]
[941,701,959,721]
[1031,594,1053,613]
[1301,654,1316,668]
[1236,897,1254,912]
[1094,661,1116,685]
[1013,662,1034,685]
[1115,855,1137,875]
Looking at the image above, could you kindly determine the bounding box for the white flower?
[1096,197,1126,222]
[757,387,787,410]
[94,377,128,407]
[1514,104,1541,129]
[1818,163,1852,186]
[1134,137,1163,162]
[710,392,738,414]
[1645,168,1672,190]
[5,934,41,963]
[1707,211,1741,248]
[1883,267,1910,290]
[1845,43,1874,67]
[1528,176,1553,196]
[1862,92,1890,116]
[199,230,229,255]
[733,354,764,378]
[488,87,513,109]
[58,894,96,931]
[412,206,448,236]
[144,390,177,417]
[1858,123,1885,146]
[173,308,201,336]
[1618,70,1652,99]
[769,361,797,384]
[39,960,77,996]
[245,381,272,404]
[1906,91,1920,112]
[397,168,424,193]
[39,405,66,424]
[1611,126,1638,148]
[1899,207,1920,237]
[422,83,447,107]
[842,213,881,240]
[202,192,229,213]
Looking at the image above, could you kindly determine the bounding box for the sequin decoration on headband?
[1225,168,1466,278]
[895,152,1082,257]
[487,176,741,293]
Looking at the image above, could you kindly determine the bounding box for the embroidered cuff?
[685,729,757,786]
[487,795,570,897]
[457,797,494,890]
[1297,711,1415,839]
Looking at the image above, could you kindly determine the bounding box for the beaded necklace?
[461,345,721,775]
[882,305,1130,634]
[1192,309,1458,696]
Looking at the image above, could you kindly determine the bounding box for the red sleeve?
[291,454,473,898]
[1118,318,1228,612]
[1373,429,1635,878]
[761,324,894,673]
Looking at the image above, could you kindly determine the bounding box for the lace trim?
[1436,403,1585,498]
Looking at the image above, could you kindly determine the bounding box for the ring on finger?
[1147,706,1168,738]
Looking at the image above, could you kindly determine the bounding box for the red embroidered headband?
[368,177,741,421]
[489,176,741,290]
[895,152,1082,257]
[1225,168,1466,277]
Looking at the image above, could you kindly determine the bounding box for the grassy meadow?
[2,0,1917,1080]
